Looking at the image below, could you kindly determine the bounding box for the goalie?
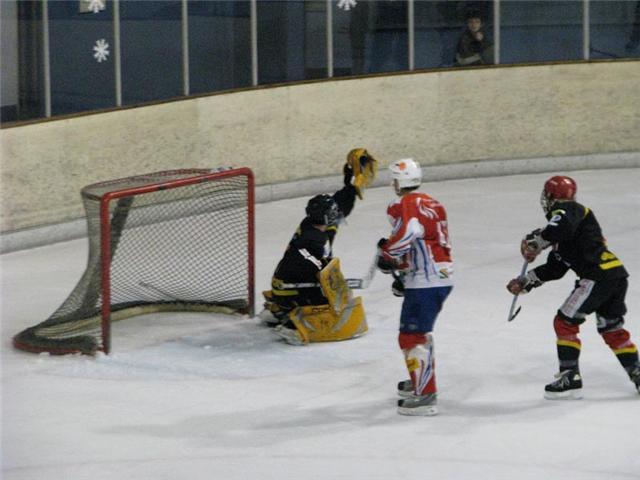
[260,148,378,345]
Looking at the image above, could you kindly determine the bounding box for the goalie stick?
[507,259,529,322]
[346,251,379,290]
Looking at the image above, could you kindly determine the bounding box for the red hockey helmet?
[540,175,577,213]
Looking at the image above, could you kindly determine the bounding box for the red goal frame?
[98,168,255,353]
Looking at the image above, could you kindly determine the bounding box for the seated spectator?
[455,10,493,67]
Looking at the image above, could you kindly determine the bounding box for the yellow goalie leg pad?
[319,258,352,315]
[289,299,367,343]
[288,257,368,342]
[347,148,378,199]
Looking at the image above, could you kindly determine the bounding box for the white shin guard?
[404,333,434,395]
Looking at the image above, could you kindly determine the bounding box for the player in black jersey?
[260,149,377,344]
[269,187,355,314]
[507,175,640,398]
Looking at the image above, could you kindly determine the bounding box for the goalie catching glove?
[506,270,543,295]
[520,228,550,263]
[345,148,378,199]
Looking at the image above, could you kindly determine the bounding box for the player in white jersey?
[377,159,453,416]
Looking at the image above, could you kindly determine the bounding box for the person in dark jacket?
[507,175,640,398]
[455,10,493,67]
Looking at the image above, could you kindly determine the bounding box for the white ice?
[1,169,639,480]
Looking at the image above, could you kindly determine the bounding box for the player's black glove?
[376,238,396,273]
[377,256,397,274]
[391,275,405,297]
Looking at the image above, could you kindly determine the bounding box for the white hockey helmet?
[389,158,422,191]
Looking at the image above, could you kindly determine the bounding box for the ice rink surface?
[2,169,639,480]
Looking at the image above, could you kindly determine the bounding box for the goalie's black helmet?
[306,194,340,226]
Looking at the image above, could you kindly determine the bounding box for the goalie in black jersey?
[507,175,640,398]
[261,149,378,345]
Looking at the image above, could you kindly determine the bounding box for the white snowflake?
[337,0,357,11]
[93,39,110,63]
[88,0,105,14]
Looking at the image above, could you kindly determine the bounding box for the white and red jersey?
[383,192,453,289]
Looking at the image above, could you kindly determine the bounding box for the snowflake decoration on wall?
[79,0,105,14]
[337,0,357,11]
[88,0,105,14]
[93,39,110,63]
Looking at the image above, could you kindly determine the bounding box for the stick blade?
[508,306,522,322]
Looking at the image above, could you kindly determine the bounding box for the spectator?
[455,10,493,67]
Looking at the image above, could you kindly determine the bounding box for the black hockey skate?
[397,393,438,416]
[544,369,583,400]
[397,380,414,398]
[626,364,640,394]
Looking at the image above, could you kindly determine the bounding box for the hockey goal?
[13,168,254,355]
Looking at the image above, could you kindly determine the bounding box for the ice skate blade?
[544,389,583,400]
[397,405,438,416]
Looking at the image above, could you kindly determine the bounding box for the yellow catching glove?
[346,148,378,199]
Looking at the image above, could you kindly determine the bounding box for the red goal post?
[13,168,255,355]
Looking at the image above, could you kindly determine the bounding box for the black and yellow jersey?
[272,184,357,292]
[533,200,628,282]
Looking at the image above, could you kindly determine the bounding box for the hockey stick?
[346,250,379,290]
[507,260,529,322]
